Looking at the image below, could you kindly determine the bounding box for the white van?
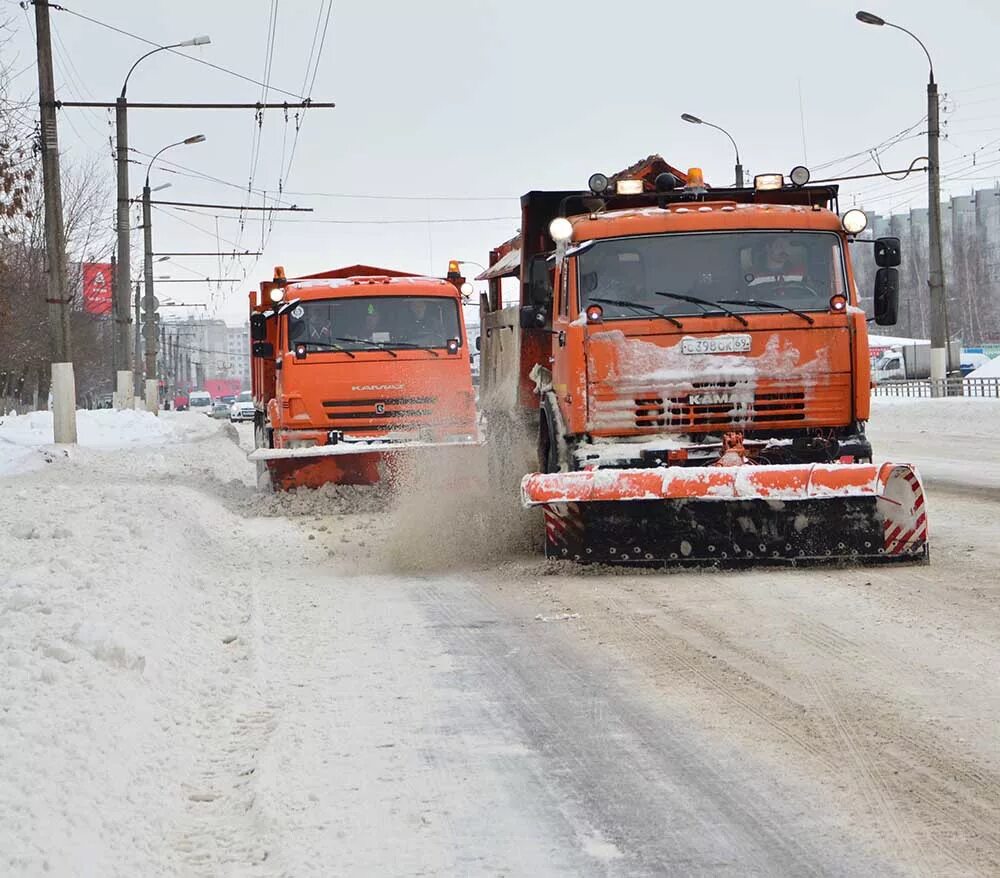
[189,390,212,412]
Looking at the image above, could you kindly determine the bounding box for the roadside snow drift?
[0,409,220,476]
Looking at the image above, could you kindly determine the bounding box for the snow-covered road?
[3,401,999,876]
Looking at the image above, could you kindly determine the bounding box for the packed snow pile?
[871,395,1000,436]
[0,409,220,476]
[966,355,1000,379]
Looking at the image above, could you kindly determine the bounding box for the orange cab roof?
[570,202,843,242]
[293,264,420,280]
[282,274,458,301]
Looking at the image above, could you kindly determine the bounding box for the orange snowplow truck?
[248,263,478,490]
[478,156,928,565]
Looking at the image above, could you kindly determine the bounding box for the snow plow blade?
[522,462,928,566]
[249,439,483,491]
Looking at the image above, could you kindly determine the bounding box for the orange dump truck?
[248,263,479,490]
[478,156,927,565]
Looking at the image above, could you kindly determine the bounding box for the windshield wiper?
[654,291,749,327]
[296,340,356,359]
[334,337,442,357]
[717,298,815,325]
[333,336,397,358]
[588,297,682,328]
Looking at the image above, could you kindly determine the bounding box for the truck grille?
[588,377,842,434]
[633,384,806,429]
[322,396,437,430]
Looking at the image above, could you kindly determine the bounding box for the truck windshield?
[286,296,461,351]
[577,231,846,319]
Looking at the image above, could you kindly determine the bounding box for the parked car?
[230,390,255,423]
[210,402,231,419]
[189,390,212,412]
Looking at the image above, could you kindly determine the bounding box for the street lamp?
[141,134,207,414]
[681,113,744,187]
[113,36,210,408]
[855,10,948,390]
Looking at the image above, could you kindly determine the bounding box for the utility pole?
[114,94,133,409]
[134,282,142,398]
[34,0,76,443]
[927,75,949,392]
[110,253,118,389]
[142,180,158,413]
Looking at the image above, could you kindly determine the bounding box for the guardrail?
[872,377,1000,398]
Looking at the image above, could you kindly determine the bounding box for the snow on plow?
[522,462,928,565]
[249,439,483,490]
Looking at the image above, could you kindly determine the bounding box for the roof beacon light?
[754,173,784,191]
[588,172,609,194]
[549,217,574,243]
[790,165,811,187]
[685,167,706,191]
[841,209,868,235]
[615,179,643,195]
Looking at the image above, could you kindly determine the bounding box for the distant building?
[858,186,1000,343]
[159,317,250,393]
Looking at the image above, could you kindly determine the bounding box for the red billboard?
[82,262,113,315]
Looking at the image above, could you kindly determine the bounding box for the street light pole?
[114,35,210,410]
[681,113,744,187]
[856,11,948,392]
[143,135,206,413]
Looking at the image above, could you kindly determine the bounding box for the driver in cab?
[750,235,810,285]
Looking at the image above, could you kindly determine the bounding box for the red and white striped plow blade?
[521,463,888,507]
[875,462,929,557]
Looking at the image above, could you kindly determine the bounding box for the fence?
[872,377,1000,398]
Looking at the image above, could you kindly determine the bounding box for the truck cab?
[480,160,902,474]
[249,264,478,489]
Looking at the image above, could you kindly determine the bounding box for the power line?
[52,2,309,100]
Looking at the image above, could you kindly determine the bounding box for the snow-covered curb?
[0,410,222,477]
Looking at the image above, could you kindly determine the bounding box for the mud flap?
[528,463,929,566]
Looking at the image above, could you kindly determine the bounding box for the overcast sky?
[5,0,999,324]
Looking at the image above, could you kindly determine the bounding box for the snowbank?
[0,409,220,477]
[0,457,260,875]
[966,355,1000,379]
[871,395,1000,437]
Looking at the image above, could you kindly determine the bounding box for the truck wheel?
[538,411,559,474]
[539,394,566,473]
[256,461,273,493]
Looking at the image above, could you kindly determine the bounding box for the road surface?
[2,399,999,876]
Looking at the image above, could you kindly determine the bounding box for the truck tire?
[539,393,567,474]
[253,416,274,492]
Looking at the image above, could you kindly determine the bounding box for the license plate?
[681,334,752,355]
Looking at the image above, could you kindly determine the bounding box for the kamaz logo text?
[352,384,404,391]
[689,392,746,406]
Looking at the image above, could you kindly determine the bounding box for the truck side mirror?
[475,335,481,351]
[250,312,268,341]
[525,254,553,308]
[874,268,899,326]
[252,341,274,358]
[874,237,901,267]
[520,304,547,329]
